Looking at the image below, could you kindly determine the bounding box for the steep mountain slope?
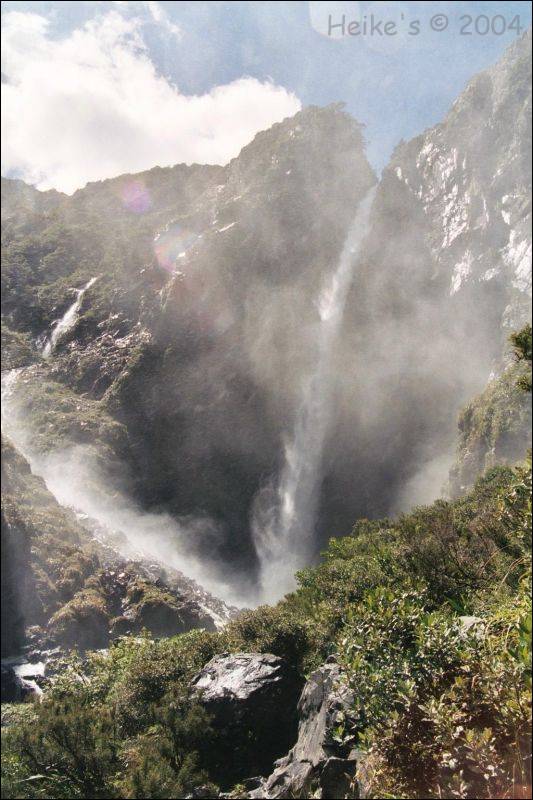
[394,29,531,315]
[1,434,235,659]
[2,105,376,599]
[1,35,531,605]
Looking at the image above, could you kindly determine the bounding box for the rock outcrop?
[249,660,360,799]
[1,665,27,703]
[448,359,532,495]
[0,659,45,703]
[326,30,532,522]
[192,653,302,786]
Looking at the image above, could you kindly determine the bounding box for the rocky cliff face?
[449,358,532,495]
[393,31,531,314]
[327,30,531,524]
[1,35,531,609]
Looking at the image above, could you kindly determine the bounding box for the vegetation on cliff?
[449,324,532,496]
[1,437,99,655]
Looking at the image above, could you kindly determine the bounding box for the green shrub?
[48,589,109,651]
[511,324,532,392]
[2,696,121,799]
[92,631,220,735]
[353,578,532,799]
[223,603,310,670]
[117,690,216,799]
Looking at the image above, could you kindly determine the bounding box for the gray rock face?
[328,30,532,520]
[192,653,301,786]
[193,652,289,703]
[0,660,44,703]
[1,665,25,703]
[249,661,360,799]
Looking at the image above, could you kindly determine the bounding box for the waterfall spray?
[41,277,98,358]
[252,186,377,602]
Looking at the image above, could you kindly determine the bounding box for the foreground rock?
[1,665,27,703]
[192,653,301,787]
[1,659,44,703]
[249,660,361,799]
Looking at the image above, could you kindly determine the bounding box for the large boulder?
[111,574,217,638]
[249,660,362,799]
[192,653,301,786]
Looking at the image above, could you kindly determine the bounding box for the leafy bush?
[48,588,110,650]
[352,578,531,799]
[2,696,121,799]
[223,603,310,669]
[511,324,532,392]
[1,633,222,799]
[117,691,217,799]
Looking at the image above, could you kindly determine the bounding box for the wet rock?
[249,662,360,799]
[192,653,301,787]
[185,786,220,799]
[320,756,358,798]
[1,661,43,702]
[1,665,24,702]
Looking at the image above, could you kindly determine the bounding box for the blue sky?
[2,1,531,190]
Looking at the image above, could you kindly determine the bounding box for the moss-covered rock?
[1,322,36,369]
[1,437,100,654]
[121,578,216,637]
[48,588,110,650]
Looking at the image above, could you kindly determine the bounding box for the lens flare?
[154,223,198,271]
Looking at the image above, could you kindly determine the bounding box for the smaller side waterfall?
[41,277,98,358]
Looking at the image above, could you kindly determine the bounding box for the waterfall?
[41,276,98,358]
[1,368,248,610]
[252,186,377,602]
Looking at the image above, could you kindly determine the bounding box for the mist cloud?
[1,372,250,608]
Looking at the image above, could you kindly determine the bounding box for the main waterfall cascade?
[41,276,99,357]
[252,186,377,601]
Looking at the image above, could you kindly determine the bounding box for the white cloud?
[1,9,301,193]
[144,1,182,39]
